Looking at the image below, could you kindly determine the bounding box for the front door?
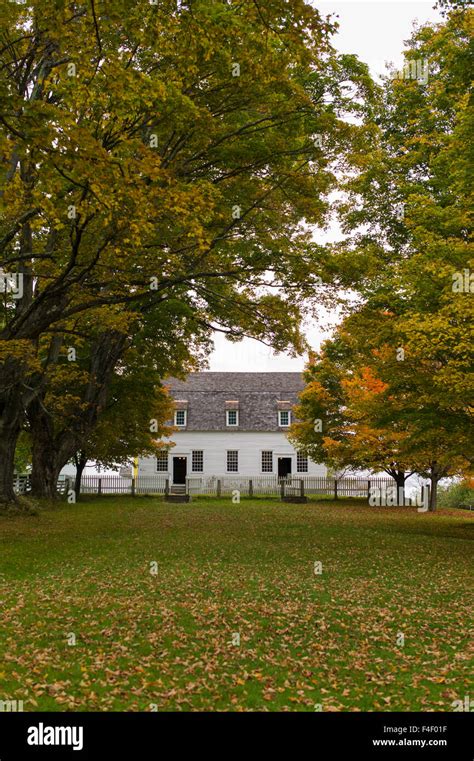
[278,457,292,479]
[173,456,187,484]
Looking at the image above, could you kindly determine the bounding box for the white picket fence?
[186,475,284,496]
[185,475,393,498]
[13,474,168,496]
[14,473,394,499]
[79,475,168,495]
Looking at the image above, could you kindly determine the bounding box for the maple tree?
[292,7,473,510]
[289,330,415,504]
[291,304,472,510]
[71,358,176,498]
[0,0,375,503]
[339,7,472,427]
[26,301,202,497]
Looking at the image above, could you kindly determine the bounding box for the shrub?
[437,481,474,509]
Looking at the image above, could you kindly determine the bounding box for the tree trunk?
[27,331,126,499]
[394,471,406,506]
[0,355,31,503]
[0,426,20,503]
[30,443,63,500]
[427,460,447,512]
[29,414,86,499]
[429,475,439,512]
[29,399,66,499]
[386,468,407,506]
[74,452,88,499]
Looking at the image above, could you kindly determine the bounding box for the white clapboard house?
[138,372,327,486]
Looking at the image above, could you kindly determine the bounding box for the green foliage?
[292,8,473,500]
[0,0,373,348]
[14,431,31,474]
[288,340,350,469]
[338,9,473,419]
[437,480,474,509]
[0,0,377,497]
[81,346,175,468]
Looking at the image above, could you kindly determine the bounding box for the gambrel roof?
[165,372,304,432]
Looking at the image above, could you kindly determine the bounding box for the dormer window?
[225,400,239,427]
[278,410,291,427]
[173,400,188,427]
[226,409,239,427]
[174,409,187,427]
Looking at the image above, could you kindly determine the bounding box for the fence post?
[165,478,169,496]
[280,480,285,499]
[217,479,221,497]
[249,479,253,498]
[131,477,135,497]
[334,479,338,500]
[367,479,371,503]
[98,478,102,496]
[300,479,304,499]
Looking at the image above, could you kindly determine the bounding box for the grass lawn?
[0,497,472,712]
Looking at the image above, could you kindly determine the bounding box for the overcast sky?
[208,0,442,372]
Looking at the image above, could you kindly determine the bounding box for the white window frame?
[278,410,291,427]
[192,450,204,472]
[226,450,239,473]
[296,452,308,473]
[174,409,187,427]
[226,409,239,427]
[156,452,168,472]
[261,450,273,473]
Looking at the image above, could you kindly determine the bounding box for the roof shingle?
[166,372,303,432]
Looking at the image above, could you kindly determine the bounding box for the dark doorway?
[278,457,292,478]
[173,456,187,484]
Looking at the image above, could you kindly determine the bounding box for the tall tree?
[288,333,414,503]
[338,7,473,418]
[0,0,374,503]
[309,7,474,509]
[290,308,471,510]
[26,298,207,498]
[72,356,175,498]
